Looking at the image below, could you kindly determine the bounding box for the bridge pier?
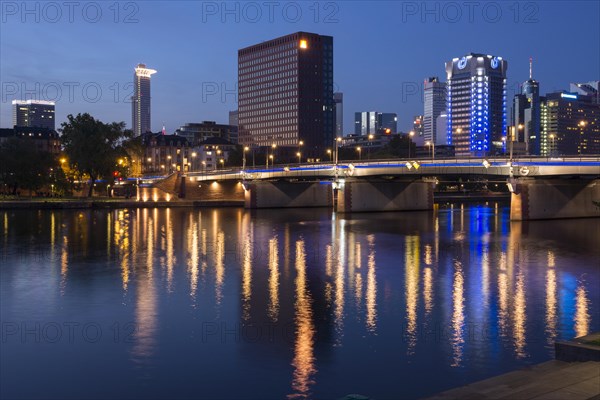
[509,178,600,220]
[244,181,333,209]
[335,179,434,213]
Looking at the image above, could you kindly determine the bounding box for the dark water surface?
[1,204,599,399]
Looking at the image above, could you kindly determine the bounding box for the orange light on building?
[299,40,308,49]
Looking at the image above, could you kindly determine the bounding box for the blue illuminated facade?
[445,54,508,156]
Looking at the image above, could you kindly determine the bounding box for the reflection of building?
[175,121,238,145]
[423,77,446,145]
[334,92,343,137]
[132,64,157,135]
[540,92,600,156]
[446,53,508,156]
[0,126,61,154]
[512,58,541,155]
[354,112,397,135]
[142,132,190,174]
[12,100,55,130]
[238,32,334,156]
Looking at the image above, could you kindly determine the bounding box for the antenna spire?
[529,57,533,80]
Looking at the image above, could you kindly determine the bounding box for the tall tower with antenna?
[512,57,541,155]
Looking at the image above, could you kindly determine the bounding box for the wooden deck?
[424,361,600,400]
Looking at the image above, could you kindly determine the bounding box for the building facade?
[423,77,446,145]
[12,100,55,130]
[175,121,238,146]
[132,64,157,136]
[238,32,334,157]
[540,92,600,156]
[229,110,239,126]
[142,133,190,174]
[570,81,599,104]
[445,53,508,156]
[354,112,397,136]
[0,126,60,154]
[334,92,343,137]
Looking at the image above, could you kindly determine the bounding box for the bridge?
[166,156,600,221]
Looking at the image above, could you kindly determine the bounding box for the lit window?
[299,40,308,49]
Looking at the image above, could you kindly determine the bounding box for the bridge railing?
[183,155,600,181]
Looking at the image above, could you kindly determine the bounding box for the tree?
[60,114,132,197]
[0,137,54,196]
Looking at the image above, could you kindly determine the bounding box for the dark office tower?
[238,32,334,156]
[12,100,55,129]
[512,58,541,155]
[334,92,343,137]
[446,53,508,156]
[423,77,446,144]
[355,112,397,135]
[132,64,157,136]
[540,91,600,156]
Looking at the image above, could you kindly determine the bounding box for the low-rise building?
[142,133,191,174]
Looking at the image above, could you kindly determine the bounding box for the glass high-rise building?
[512,58,541,155]
[238,32,334,156]
[132,64,157,136]
[12,100,55,130]
[423,77,446,145]
[334,92,343,137]
[445,53,508,156]
[354,112,397,135]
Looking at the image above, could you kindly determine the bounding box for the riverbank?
[0,192,509,209]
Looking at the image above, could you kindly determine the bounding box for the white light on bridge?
[482,159,491,169]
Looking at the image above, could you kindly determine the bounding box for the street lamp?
[243,146,249,170]
[268,154,274,167]
[219,159,225,169]
[191,152,197,172]
[296,152,301,164]
[368,134,374,159]
[334,137,342,165]
[549,134,556,157]
[408,130,415,159]
[425,141,435,161]
[327,149,332,162]
[356,146,362,161]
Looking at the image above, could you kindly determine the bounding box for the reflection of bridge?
[169,157,600,221]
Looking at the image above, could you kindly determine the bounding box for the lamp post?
[356,146,362,161]
[191,152,197,172]
[243,146,249,170]
[327,149,332,162]
[296,152,301,164]
[298,140,304,162]
[334,137,342,165]
[408,130,415,159]
[267,143,276,168]
[367,134,374,159]
[425,141,435,161]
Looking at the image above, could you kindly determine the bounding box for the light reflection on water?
[0,204,599,400]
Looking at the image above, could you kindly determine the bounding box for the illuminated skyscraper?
[132,64,157,136]
[12,100,55,130]
[445,53,508,156]
[423,77,446,144]
[512,58,541,155]
[238,32,334,156]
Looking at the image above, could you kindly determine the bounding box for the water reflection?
[289,240,316,399]
[1,205,599,400]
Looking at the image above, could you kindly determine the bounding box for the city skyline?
[1,2,599,134]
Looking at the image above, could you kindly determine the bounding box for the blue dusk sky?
[1,1,599,133]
